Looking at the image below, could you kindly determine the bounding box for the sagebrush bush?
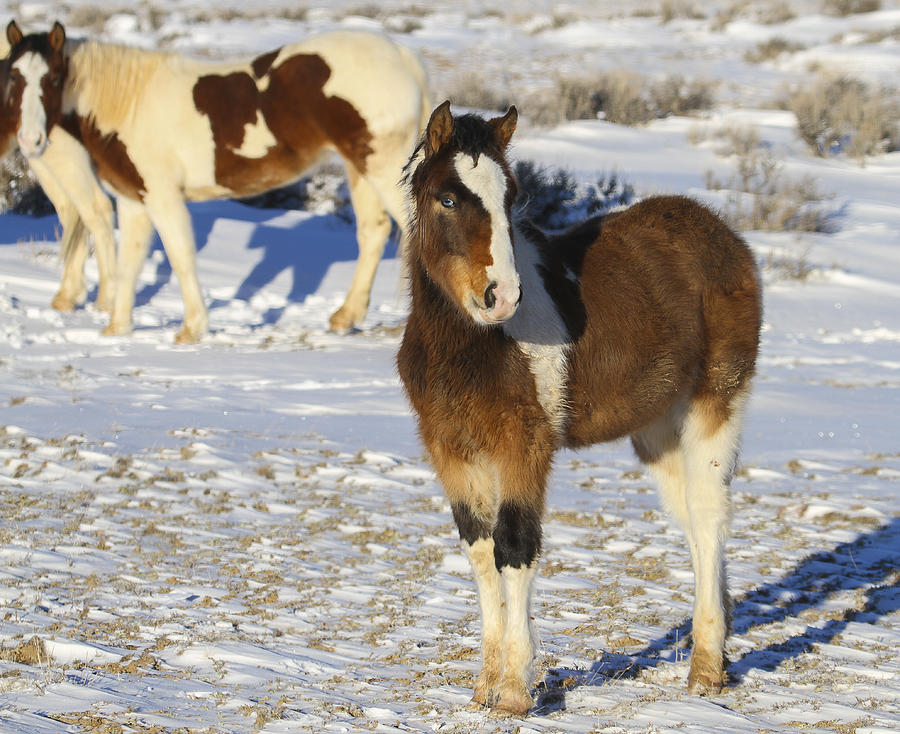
[440,73,516,114]
[823,0,881,15]
[0,150,55,216]
[787,76,900,159]
[705,148,836,234]
[528,71,715,127]
[744,37,806,63]
[239,163,353,221]
[513,161,634,230]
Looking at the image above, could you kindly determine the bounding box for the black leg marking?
[451,502,492,546]
[492,501,542,570]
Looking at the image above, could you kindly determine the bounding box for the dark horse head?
[403,101,524,325]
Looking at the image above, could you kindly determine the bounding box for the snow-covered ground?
[1,2,898,732]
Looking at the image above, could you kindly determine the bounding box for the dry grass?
[527,70,716,127]
[785,75,900,160]
[745,37,806,63]
[822,0,881,15]
[703,126,836,244]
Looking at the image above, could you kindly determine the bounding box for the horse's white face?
[13,51,51,156]
[453,152,521,325]
[4,21,67,158]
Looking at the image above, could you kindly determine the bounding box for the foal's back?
[554,195,761,448]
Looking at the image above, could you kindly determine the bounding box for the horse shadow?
[132,202,399,327]
[534,516,900,713]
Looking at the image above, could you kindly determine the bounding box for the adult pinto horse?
[398,102,761,715]
[2,21,116,312]
[9,21,429,342]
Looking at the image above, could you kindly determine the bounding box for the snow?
[1,1,899,732]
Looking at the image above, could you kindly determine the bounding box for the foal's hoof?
[489,684,533,717]
[687,655,726,694]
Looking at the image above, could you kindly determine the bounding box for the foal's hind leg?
[329,167,392,332]
[680,392,748,693]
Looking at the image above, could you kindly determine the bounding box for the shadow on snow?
[535,516,900,713]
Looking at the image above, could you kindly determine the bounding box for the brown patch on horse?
[62,113,146,200]
[193,52,374,196]
[251,49,279,79]
[559,195,759,448]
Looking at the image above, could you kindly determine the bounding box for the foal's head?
[405,101,522,325]
[3,21,67,157]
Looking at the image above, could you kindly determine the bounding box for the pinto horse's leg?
[329,166,392,332]
[680,392,749,693]
[104,196,153,337]
[28,156,89,311]
[41,129,117,312]
[143,193,208,344]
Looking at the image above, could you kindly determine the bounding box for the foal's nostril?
[515,286,523,306]
[484,282,497,309]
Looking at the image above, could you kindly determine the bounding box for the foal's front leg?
[431,449,504,707]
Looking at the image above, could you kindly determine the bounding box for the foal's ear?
[490,105,518,150]
[6,20,24,47]
[49,21,66,52]
[425,100,454,157]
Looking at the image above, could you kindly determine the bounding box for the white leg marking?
[681,390,750,675]
[499,563,538,696]
[464,538,504,705]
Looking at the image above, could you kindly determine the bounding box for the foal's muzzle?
[479,281,522,324]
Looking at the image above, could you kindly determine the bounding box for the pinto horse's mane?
[66,41,171,130]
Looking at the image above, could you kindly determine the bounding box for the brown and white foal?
[397,102,761,715]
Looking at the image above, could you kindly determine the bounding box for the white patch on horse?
[453,153,520,314]
[233,111,277,158]
[14,53,50,156]
[503,226,572,438]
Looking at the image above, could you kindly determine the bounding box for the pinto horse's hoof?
[51,292,77,312]
[101,323,130,337]
[174,327,201,345]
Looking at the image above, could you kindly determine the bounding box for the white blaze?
[14,53,50,157]
[453,152,520,320]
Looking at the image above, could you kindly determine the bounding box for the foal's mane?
[68,41,171,129]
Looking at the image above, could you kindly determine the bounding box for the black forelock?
[450,113,503,159]
[8,31,56,62]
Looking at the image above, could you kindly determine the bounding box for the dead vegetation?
[783,75,900,160]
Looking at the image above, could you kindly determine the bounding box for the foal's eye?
[440,196,457,210]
